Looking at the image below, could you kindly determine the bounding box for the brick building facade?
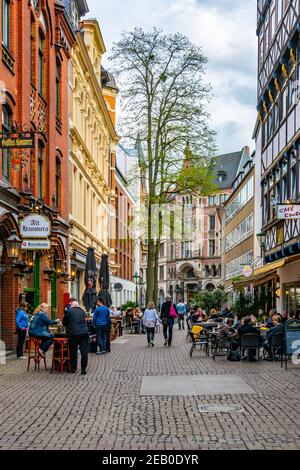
[0,0,77,350]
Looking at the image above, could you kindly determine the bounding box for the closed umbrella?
[82,247,97,313]
[98,253,112,307]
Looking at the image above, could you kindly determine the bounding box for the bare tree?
[110,27,216,304]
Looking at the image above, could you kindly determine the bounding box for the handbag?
[170,304,177,319]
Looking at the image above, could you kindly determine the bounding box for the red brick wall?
[0,2,73,350]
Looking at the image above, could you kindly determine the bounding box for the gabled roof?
[212,148,248,190]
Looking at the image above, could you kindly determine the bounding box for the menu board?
[284,320,300,355]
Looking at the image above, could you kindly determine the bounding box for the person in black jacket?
[238,316,260,361]
[63,300,89,375]
[160,296,178,347]
[263,315,283,360]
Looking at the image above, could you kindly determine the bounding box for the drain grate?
[198,404,245,413]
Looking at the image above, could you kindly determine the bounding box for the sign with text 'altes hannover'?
[277,204,300,219]
[20,215,50,239]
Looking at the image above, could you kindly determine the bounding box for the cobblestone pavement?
[1,328,300,450]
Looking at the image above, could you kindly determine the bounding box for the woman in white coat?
[142,302,161,346]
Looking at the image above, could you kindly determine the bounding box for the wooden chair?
[51,338,70,373]
[27,336,47,371]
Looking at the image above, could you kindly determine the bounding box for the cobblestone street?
[1,329,300,450]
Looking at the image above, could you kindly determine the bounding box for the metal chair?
[188,330,209,358]
[240,333,260,361]
[266,332,283,363]
[208,332,231,360]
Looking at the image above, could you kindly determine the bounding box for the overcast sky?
[85,0,257,155]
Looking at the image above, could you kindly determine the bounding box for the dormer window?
[217,170,226,182]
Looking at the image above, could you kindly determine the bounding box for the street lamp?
[133,271,141,306]
[0,230,22,274]
[257,231,266,263]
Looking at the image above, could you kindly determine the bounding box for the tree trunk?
[146,200,155,304]
[146,240,155,304]
[153,239,160,307]
[153,209,163,307]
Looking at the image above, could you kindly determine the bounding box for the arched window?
[212,265,217,277]
[205,265,210,277]
[38,140,45,199]
[206,283,215,292]
[2,0,10,50]
[2,103,12,180]
[56,59,61,118]
[38,30,45,95]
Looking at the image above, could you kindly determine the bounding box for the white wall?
[254,126,263,261]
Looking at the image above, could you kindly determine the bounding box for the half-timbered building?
[254,0,300,315]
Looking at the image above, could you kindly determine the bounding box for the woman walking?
[15,302,28,359]
[160,296,178,347]
[143,302,161,346]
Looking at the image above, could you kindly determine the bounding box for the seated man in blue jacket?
[93,297,110,355]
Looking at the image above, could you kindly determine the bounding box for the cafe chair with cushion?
[188,330,209,358]
[240,333,260,361]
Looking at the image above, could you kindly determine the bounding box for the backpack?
[227,351,241,361]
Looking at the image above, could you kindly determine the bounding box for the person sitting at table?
[263,315,283,361]
[114,307,122,318]
[219,319,239,351]
[29,303,61,357]
[237,316,260,362]
[63,299,89,374]
[266,308,277,328]
[187,309,199,324]
[279,311,288,324]
[197,308,208,322]
[219,319,238,338]
[232,314,241,330]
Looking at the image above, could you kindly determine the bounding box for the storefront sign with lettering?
[20,215,50,239]
[0,133,35,149]
[277,205,300,219]
[22,240,51,250]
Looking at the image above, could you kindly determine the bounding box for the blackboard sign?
[283,319,300,355]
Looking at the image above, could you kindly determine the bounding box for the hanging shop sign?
[277,205,300,219]
[22,240,51,250]
[0,133,35,149]
[243,265,253,278]
[20,215,50,239]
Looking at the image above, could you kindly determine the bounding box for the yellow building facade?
[69,20,118,300]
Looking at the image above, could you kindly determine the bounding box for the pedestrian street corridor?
[0,329,300,451]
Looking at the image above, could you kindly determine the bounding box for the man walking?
[176,299,186,330]
[93,297,110,354]
[63,299,89,375]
